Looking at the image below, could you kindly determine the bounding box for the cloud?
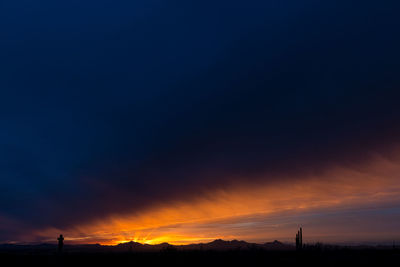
[1,1,400,243]
[5,152,400,244]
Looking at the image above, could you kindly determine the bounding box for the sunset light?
[1,2,400,267]
[29,152,400,245]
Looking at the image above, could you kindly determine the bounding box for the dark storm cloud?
[1,1,400,240]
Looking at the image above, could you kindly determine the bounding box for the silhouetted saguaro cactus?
[295,228,302,251]
[57,234,64,253]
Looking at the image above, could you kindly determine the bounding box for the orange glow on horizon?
[33,152,400,245]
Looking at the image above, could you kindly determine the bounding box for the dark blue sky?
[1,1,400,243]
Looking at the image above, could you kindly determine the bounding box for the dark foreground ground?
[1,249,400,266]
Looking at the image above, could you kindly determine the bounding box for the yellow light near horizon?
[33,152,400,245]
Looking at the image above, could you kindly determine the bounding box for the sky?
[1,0,400,245]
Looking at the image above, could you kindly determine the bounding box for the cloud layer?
[1,1,400,243]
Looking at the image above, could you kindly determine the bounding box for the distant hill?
[0,239,294,253]
[115,241,174,252]
[177,239,293,251]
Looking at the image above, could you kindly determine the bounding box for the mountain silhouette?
[181,239,255,251]
[0,239,294,253]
